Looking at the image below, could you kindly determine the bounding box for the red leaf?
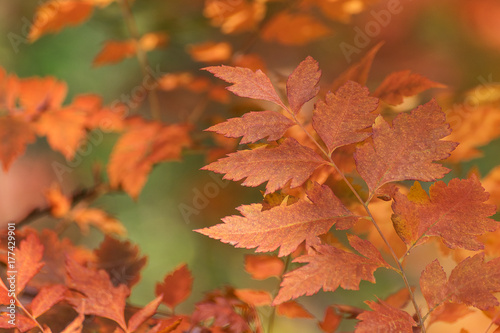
[155,264,193,309]
[65,258,129,330]
[392,176,497,250]
[192,296,250,333]
[244,254,284,280]
[197,184,356,257]
[202,138,326,194]
[0,117,36,171]
[355,300,416,333]
[273,235,389,304]
[16,233,45,293]
[234,289,272,307]
[287,56,321,114]
[93,40,137,66]
[420,260,448,310]
[276,301,314,319]
[203,65,284,107]
[128,295,163,332]
[313,81,378,153]
[206,111,294,144]
[31,284,67,318]
[319,306,342,333]
[354,99,457,195]
[374,70,446,106]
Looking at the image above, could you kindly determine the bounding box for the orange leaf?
[128,295,163,332]
[45,185,71,218]
[374,70,446,105]
[355,299,417,332]
[197,184,356,257]
[29,1,95,42]
[16,233,45,293]
[93,40,137,66]
[244,254,284,280]
[66,258,129,330]
[18,77,67,114]
[262,12,332,46]
[202,138,327,194]
[31,284,67,318]
[61,300,85,333]
[354,99,457,195]
[155,264,193,309]
[313,81,378,153]
[273,235,389,304]
[206,111,294,144]
[71,207,127,236]
[0,117,36,171]
[287,56,321,114]
[188,42,232,63]
[107,118,191,198]
[234,289,272,307]
[276,301,314,318]
[36,108,87,160]
[392,176,497,250]
[139,32,169,52]
[203,0,265,34]
[319,306,342,333]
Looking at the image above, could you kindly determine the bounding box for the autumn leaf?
[313,81,378,153]
[127,295,163,332]
[0,117,36,171]
[244,254,284,280]
[276,301,314,318]
[420,253,500,311]
[206,111,294,144]
[139,32,169,52]
[93,40,137,66]
[355,299,416,332]
[202,138,327,194]
[108,118,191,198]
[287,56,321,114]
[354,99,458,195]
[29,0,95,42]
[261,12,332,46]
[188,41,232,63]
[273,235,389,304]
[17,233,45,293]
[203,0,265,34]
[66,258,129,330]
[192,296,250,333]
[319,306,342,333]
[197,184,356,257]
[234,289,272,307]
[373,70,446,105]
[71,207,127,236]
[203,65,284,107]
[391,176,497,251]
[155,264,193,309]
[17,76,67,114]
[31,284,67,318]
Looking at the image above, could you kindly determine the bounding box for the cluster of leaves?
[2,0,500,332]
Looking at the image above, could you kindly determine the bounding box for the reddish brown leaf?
[128,295,163,332]
[392,176,497,250]
[276,301,314,318]
[355,300,416,332]
[93,40,137,66]
[355,99,458,195]
[384,287,412,309]
[0,117,36,171]
[262,12,332,46]
[192,296,250,333]
[197,184,356,257]
[428,303,474,324]
[319,306,342,333]
[234,289,272,307]
[420,260,448,310]
[155,264,193,309]
[273,235,389,304]
[374,70,446,105]
[66,258,129,330]
[31,284,67,318]
[206,111,294,144]
[108,118,191,198]
[36,108,87,160]
[16,233,45,293]
[61,309,84,333]
[202,138,327,194]
[29,1,95,41]
[330,42,383,92]
[203,0,265,34]
[203,65,284,107]
[93,236,147,288]
[287,56,321,114]
[244,254,284,280]
[313,81,378,153]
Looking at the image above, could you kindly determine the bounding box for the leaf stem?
[283,105,426,332]
[267,255,291,333]
[118,0,162,121]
